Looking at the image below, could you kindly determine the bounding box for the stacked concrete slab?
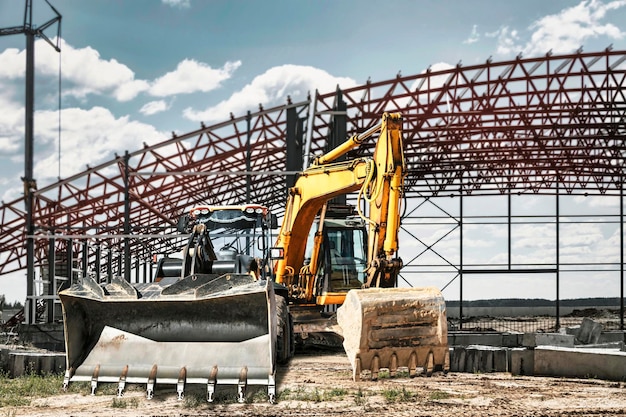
[0,346,65,377]
[448,317,626,381]
[534,346,626,380]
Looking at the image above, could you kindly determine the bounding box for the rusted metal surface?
[0,49,624,280]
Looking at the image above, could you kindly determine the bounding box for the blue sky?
[1,0,626,303]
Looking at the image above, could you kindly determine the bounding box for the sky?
[1,0,626,304]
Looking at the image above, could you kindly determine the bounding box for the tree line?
[0,295,24,310]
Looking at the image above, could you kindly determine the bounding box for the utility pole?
[0,0,61,323]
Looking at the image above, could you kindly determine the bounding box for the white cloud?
[162,0,191,8]
[463,24,480,45]
[0,39,237,103]
[0,84,22,153]
[183,64,357,122]
[494,26,522,56]
[140,100,170,116]
[0,48,24,78]
[524,0,626,56]
[33,106,164,181]
[495,0,626,57]
[29,39,149,101]
[150,59,241,97]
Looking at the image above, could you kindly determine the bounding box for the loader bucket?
[59,274,277,402]
[336,287,449,381]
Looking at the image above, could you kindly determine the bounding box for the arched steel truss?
[1,49,625,324]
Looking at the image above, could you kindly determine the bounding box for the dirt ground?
[6,350,626,417]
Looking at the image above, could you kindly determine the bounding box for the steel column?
[459,190,464,330]
[556,183,561,329]
[619,178,624,330]
[46,234,55,323]
[24,29,35,324]
[124,151,131,281]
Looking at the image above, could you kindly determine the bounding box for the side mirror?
[269,247,284,260]
[177,214,189,232]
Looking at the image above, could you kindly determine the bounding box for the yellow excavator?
[273,112,448,380]
[58,112,448,402]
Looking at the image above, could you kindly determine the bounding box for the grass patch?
[111,397,127,408]
[110,397,139,409]
[0,372,64,407]
[382,387,416,403]
[429,390,452,400]
[278,386,349,402]
[182,391,206,408]
[353,387,368,406]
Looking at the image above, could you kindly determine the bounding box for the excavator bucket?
[59,273,277,402]
[336,286,449,381]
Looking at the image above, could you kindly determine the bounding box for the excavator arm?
[274,112,449,381]
[274,112,405,299]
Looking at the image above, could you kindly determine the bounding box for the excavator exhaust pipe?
[59,274,278,403]
[337,286,449,381]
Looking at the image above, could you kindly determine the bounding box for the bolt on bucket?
[59,273,277,402]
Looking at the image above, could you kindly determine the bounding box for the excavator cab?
[306,214,368,295]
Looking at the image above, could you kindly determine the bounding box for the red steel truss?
[0,48,625,277]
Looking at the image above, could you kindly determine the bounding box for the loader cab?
[154,204,277,281]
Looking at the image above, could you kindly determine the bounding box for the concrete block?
[449,345,510,373]
[449,346,466,372]
[494,349,508,372]
[465,345,509,373]
[535,346,626,381]
[464,348,478,373]
[448,332,503,347]
[502,332,522,348]
[575,341,624,351]
[6,351,65,377]
[564,325,580,337]
[599,331,626,344]
[522,332,575,348]
[576,318,602,345]
[479,349,493,372]
[510,348,534,376]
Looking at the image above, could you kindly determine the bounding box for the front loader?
[59,205,291,403]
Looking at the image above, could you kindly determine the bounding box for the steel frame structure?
[0,49,625,325]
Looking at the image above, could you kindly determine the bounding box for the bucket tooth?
[424,351,434,377]
[62,368,73,391]
[237,366,248,403]
[207,366,218,403]
[408,351,417,377]
[177,367,187,400]
[90,365,100,395]
[389,353,398,377]
[371,355,380,381]
[267,373,276,404]
[353,357,361,381]
[117,365,129,397]
[147,365,157,400]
